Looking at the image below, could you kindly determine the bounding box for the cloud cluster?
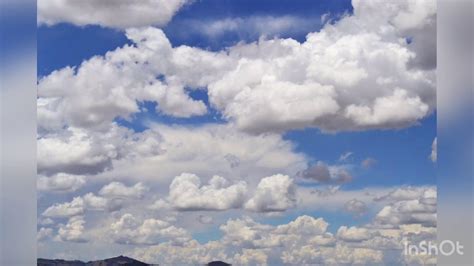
[129,191,437,265]
[374,188,437,227]
[38,182,437,265]
[38,0,436,135]
[40,172,298,222]
[38,0,190,29]
[42,197,85,218]
[164,173,296,213]
[42,182,148,217]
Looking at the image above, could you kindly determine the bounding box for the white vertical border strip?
[438,0,474,265]
[0,0,37,265]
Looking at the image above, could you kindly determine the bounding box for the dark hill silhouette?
[207,261,231,266]
[38,255,150,266]
[38,256,231,266]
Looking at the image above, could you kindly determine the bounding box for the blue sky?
[36,0,437,264]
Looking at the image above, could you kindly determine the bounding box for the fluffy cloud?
[130,240,230,265]
[245,174,296,212]
[217,215,331,252]
[82,193,124,212]
[37,173,85,193]
[232,249,268,266]
[430,137,437,162]
[37,126,123,175]
[352,0,437,70]
[37,45,207,131]
[374,187,437,227]
[337,226,373,242]
[168,173,247,211]
[42,182,150,217]
[110,213,190,245]
[162,173,296,213]
[203,0,436,133]
[57,216,88,243]
[344,89,429,129]
[42,197,85,218]
[38,0,189,29]
[274,215,329,236]
[37,227,53,242]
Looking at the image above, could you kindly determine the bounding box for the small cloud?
[338,151,353,162]
[430,137,437,162]
[344,199,368,218]
[321,12,331,24]
[310,186,340,197]
[38,218,55,226]
[197,215,213,224]
[224,154,240,168]
[37,227,54,242]
[299,161,352,184]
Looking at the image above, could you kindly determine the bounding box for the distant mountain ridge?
[38,255,151,266]
[37,256,231,266]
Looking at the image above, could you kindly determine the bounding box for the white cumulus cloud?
[245,174,296,212]
[38,0,190,29]
[168,173,248,211]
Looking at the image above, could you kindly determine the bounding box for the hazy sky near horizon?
[37,0,437,265]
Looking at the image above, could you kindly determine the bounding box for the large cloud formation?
[38,0,190,29]
[38,0,436,135]
[36,0,437,264]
